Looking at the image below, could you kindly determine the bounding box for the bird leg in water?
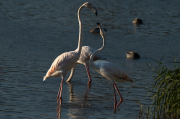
[57,78,64,105]
[113,84,117,113]
[86,82,92,96]
[85,65,92,84]
[87,82,91,91]
[57,85,61,104]
[114,83,123,108]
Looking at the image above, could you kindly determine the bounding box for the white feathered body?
[93,60,131,84]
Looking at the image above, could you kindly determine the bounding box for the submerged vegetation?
[137,57,180,119]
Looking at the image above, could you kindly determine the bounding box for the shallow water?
[0,0,180,119]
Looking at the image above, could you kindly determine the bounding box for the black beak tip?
[95,11,97,16]
[97,23,100,25]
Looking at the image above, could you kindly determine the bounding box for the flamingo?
[66,46,106,84]
[89,23,134,113]
[43,2,97,105]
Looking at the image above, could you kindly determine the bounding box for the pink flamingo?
[89,23,134,113]
[43,2,97,105]
[66,46,106,84]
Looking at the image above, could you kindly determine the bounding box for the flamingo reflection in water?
[43,2,97,105]
[89,23,134,113]
[56,106,62,119]
[67,82,90,104]
[56,82,91,119]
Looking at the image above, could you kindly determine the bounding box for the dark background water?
[0,0,180,119]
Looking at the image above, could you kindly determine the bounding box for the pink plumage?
[43,2,97,105]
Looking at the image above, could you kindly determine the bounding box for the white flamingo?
[43,2,97,105]
[89,23,134,112]
[66,46,106,84]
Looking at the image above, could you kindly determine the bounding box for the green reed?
[149,57,180,119]
[136,56,180,119]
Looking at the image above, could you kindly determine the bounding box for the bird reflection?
[56,82,91,119]
[56,106,62,119]
[67,82,91,118]
[67,82,91,103]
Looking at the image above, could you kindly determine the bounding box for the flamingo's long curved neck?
[90,30,106,66]
[76,5,84,55]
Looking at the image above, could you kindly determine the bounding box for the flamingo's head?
[43,73,58,81]
[123,73,134,84]
[82,2,97,16]
[43,70,62,81]
[43,76,48,81]
[43,68,54,81]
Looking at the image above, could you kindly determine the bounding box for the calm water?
[1,0,180,119]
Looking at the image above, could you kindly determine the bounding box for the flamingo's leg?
[113,84,117,113]
[57,84,61,98]
[57,78,64,105]
[57,84,61,104]
[85,65,92,84]
[114,83,123,108]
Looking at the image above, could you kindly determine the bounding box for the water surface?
[0,0,180,119]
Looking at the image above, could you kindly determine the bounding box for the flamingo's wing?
[93,61,131,83]
[44,51,79,78]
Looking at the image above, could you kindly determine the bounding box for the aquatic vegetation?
[136,56,180,119]
[150,58,180,119]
